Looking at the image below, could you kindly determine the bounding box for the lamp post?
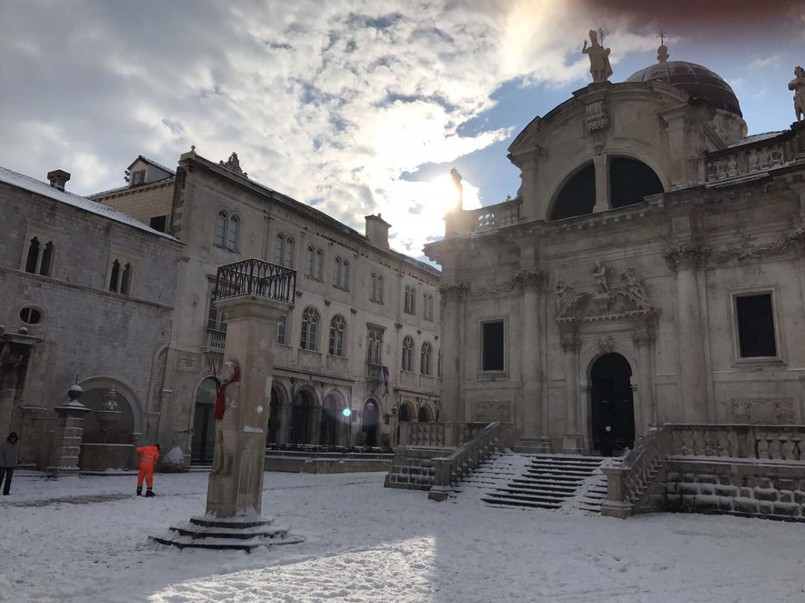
[342,407,352,450]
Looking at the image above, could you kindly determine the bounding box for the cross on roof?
[657,29,668,46]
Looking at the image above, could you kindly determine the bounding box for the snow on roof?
[728,131,786,148]
[0,165,176,240]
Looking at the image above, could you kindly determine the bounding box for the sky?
[1,0,804,261]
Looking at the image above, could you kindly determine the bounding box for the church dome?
[626,61,742,117]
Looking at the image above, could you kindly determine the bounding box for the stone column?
[46,385,91,477]
[278,401,291,445]
[311,406,323,445]
[519,271,549,449]
[633,322,656,433]
[205,294,291,519]
[665,243,709,423]
[592,151,610,213]
[560,326,583,451]
[439,282,467,437]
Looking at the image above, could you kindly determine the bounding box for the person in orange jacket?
[135,444,160,497]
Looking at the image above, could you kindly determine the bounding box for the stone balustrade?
[705,138,793,184]
[400,422,447,448]
[602,423,805,520]
[428,422,510,501]
[446,198,522,235]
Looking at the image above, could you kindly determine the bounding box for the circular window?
[19,307,42,325]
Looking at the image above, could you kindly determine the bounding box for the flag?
[376,365,390,397]
[382,366,390,397]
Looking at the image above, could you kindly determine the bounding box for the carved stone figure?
[212,361,240,476]
[592,262,609,294]
[555,280,576,313]
[582,30,613,83]
[789,66,805,122]
[621,267,647,303]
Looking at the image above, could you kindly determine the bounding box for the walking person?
[0,432,21,495]
[135,443,160,497]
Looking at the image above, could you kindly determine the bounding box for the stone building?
[93,150,441,465]
[426,46,805,454]
[0,165,180,469]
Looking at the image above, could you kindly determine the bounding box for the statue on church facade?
[582,30,612,83]
[788,66,805,122]
[592,261,610,294]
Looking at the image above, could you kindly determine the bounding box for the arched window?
[421,341,432,376]
[402,336,414,372]
[121,263,132,295]
[274,233,295,268]
[333,257,342,286]
[25,237,40,273]
[300,306,320,350]
[277,315,288,345]
[424,294,434,321]
[333,257,351,289]
[215,211,228,247]
[404,285,413,314]
[24,237,55,276]
[328,315,346,356]
[418,405,433,422]
[40,242,54,276]
[314,248,323,281]
[226,214,239,251]
[342,260,350,290]
[109,260,120,292]
[377,274,384,303]
[367,329,382,365]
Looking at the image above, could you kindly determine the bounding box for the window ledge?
[734,356,785,367]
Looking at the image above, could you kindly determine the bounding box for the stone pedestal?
[156,292,303,551]
[46,386,91,477]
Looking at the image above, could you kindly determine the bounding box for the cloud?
[0,0,661,258]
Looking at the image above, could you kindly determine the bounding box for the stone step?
[482,495,562,510]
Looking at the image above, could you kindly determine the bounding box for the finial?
[657,30,669,63]
[191,145,196,151]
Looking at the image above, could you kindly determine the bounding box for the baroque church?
[426,38,805,455]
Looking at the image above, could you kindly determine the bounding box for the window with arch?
[333,256,350,290]
[404,285,416,314]
[305,245,324,281]
[424,293,434,321]
[24,236,55,276]
[214,210,240,251]
[328,314,347,356]
[274,233,295,268]
[277,315,288,345]
[367,328,383,365]
[109,259,133,295]
[421,341,432,376]
[371,272,384,303]
[300,306,320,350]
[401,336,414,372]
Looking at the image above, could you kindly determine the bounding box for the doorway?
[191,377,219,464]
[361,400,380,447]
[590,353,635,455]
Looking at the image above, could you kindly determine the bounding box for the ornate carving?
[439,282,469,300]
[663,242,709,271]
[585,100,609,132]
[469,270,545,297]
[219,152,247,176]
[711,226,805,263]
[513,269,546,291]
[598,335,614,353]
[472,400,511,423]
[555,266,656,323]
[732,398,795,424]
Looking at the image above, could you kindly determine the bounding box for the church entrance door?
[590,353,635,456]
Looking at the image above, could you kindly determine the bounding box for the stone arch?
[417,403,435,423]
[361,398,380,447]
[268,381,290,446]
[320,389,347,446]
[290,385,320,445]
[586,351,636,455]
[398,401,415,422]
[77,375,143,438]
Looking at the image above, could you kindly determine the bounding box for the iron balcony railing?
[214,258,296,305]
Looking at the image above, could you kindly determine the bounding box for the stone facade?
[0,166,180,468]
[426,51,805,454]
[93,151,441,466]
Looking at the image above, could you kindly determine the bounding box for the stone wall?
[384,446,445,491]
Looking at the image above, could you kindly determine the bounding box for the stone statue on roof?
[450,168,464,209]
[582,29,613,83]
[788,66,805,122]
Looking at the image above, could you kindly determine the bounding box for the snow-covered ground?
[1,470,803,602]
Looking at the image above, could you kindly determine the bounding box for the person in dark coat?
[0,432,21,495]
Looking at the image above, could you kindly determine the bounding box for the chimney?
[365,213,390,248]
[47,169,71,191]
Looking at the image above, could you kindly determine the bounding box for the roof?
[126,155,176,176]
[626,60,742,117]
[0,165,176,240]
[727,131,786,148]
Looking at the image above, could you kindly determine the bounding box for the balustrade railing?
[602,423,805,518]
[214,258,296,304]
[205,328,226,352]
[465,198,522,233]
[404,422,446,448]
[428,422,507,501]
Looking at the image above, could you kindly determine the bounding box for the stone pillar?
[665,243,709,423]
[560,326,583,451]
[633,323,656,433]
[439,283,466,427]
[592,152,610,213]
[311,406,323,445]
[278,401,291,445]
[46,385,91,477]
[205,294,290,519]
[519,271,549,449]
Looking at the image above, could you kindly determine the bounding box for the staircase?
[461,452,612,513]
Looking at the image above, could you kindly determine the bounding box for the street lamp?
[342,408,352,449]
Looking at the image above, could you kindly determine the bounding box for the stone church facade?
[94,150,441,465]
[427,51,805,454]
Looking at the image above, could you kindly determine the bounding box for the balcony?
[214,258,296,305]
[205,328,226,352]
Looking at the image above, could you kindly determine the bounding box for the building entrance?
[590,353,635,456]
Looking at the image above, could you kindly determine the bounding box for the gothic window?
[109,260,133,294]
[300,306,320,350]
[24,237,54,276]
[481,320,505,371]
[277,315,288,345]
[305,246,323,280]
[274,233,295,268]
[207,288,227,332]
[401,336,414,372]
[735,293,777,358]
[404,285,416,314]
[423,293,434,321]
[214,210,239,250]
[333,257,351,290]
[438,350,442,378]
[367,329,383,365]
[371,273,384,303]
[421,341,432,376]
[328,315,346,356]
[314,248,323,281]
